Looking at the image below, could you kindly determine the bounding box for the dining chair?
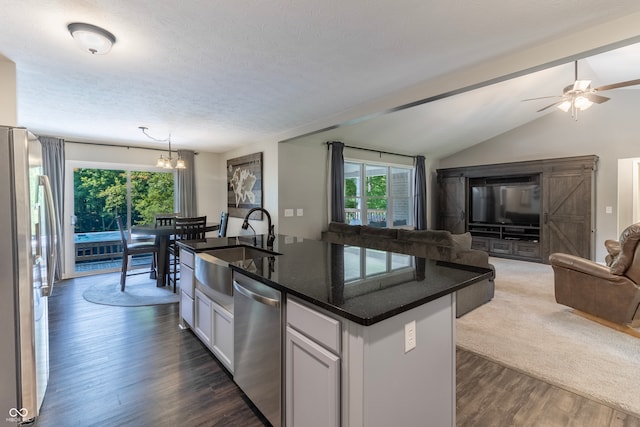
[218,211,229,237]
[168,216,207,293]
[116,216,159,292]
[154,213,178,283]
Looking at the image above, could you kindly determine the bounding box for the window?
[71,166,174,275]
[343,246,413,284]
[344,161,413,227]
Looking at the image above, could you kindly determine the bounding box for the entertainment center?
[436,155,597,263]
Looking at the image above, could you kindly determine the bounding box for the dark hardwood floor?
[37,273,640,427]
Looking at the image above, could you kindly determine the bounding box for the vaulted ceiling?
[1,1,640,158]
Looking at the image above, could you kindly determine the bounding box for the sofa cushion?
[360,226,398,239]
[610,223,640,275]
[451,232,473,253]
[397,229,452,246]
[328,222,360,235]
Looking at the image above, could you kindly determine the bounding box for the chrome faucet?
[242,207,276,248]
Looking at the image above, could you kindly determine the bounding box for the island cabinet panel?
[286,297,341,427]
[211,300,234,372]
[179,250,196,328]
[194,288,213,347]
[194,288,234,373]
[343,294,456,427]
[286,327,340,427]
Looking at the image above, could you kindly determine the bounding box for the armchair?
[549,222,640,327]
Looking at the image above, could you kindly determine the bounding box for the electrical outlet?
[296,208,304,216]
[404,320,416,353]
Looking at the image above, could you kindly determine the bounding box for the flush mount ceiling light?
[139,126,186,170]
[68,22,116,55]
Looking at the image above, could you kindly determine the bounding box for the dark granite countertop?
[178,235,492,326]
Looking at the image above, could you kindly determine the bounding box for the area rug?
[456,257,640,416]
[83,273,179,306]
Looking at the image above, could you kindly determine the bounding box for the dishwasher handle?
[233,281,280,308]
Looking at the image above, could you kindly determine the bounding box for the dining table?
[131,222,219,287]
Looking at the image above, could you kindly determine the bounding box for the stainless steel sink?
[195,246,279,296]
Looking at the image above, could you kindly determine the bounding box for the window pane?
[391,167,412,227]
[345,162,361,197]
[344,246,362,281]
[131,171,175,225]
[366,165,387,197]
[391,253,412,270]
[364,249,387,276]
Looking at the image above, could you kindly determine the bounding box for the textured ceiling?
[1,1,640,156]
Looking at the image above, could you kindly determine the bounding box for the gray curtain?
[329,141,345,223]
[39,136,65,281]
[175,150,196,217]
[414,155,427,230]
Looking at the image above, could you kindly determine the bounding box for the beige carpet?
[456,257,640,416]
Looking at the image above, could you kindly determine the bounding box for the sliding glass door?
[69,165,174,276]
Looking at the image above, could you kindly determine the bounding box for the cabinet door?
[180,290,194,328]
[211,301,234,372]
[194,289,212,348]
[438,175,466,234]
[542,166,595,260]
[286,326,340,427]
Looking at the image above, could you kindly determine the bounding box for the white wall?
[437,90,640,262]
[278,139,419,240]
[0,54,16,126]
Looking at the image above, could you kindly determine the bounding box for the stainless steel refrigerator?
[0,126,58,425]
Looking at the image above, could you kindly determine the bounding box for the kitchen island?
[178,235,493,427]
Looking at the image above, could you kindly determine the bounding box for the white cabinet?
[194,288,234,373]
[195,288,213,347]
[286,298,341,427]
[179,250,196,328]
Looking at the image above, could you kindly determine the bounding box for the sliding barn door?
[438,175,466,234]
[542,160,596,261]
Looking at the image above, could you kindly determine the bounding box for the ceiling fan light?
[574,96,593,110]
[68,23,116,55]
[557,101,572,112]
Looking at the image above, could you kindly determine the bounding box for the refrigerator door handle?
[39,175,58,297]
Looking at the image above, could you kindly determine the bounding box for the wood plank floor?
[37,273,640,427]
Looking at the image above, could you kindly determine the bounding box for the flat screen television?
[470,183,541,226]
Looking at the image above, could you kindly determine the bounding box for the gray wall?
[278,140,418,241]
[437,90,640,262]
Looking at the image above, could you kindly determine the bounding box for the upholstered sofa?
[321,222,495,317]
[550,222,640,327]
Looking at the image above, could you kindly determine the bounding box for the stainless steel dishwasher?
[233,272,282,427]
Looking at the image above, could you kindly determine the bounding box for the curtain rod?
[326,141,415,159]
[66,140,198,154]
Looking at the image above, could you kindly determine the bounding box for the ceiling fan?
[523,60,640,119]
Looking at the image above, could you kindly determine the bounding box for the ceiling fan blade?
[573,80,591,91]
[584,93,610,104]
[594,78,640,92]
[522,95,561,102]
[537,101,563,112]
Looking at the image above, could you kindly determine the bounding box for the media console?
[467,223,541,260]
[436,155,598,263]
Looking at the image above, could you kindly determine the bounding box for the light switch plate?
[284,208,294,217]
[296,208,304,216]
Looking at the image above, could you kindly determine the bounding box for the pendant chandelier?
[138,126,186,169]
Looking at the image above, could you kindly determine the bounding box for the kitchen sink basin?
[195,246,280,296]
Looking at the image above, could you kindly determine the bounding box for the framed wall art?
[227,152,263,219]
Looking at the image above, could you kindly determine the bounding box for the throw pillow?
[451,232,472,253]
